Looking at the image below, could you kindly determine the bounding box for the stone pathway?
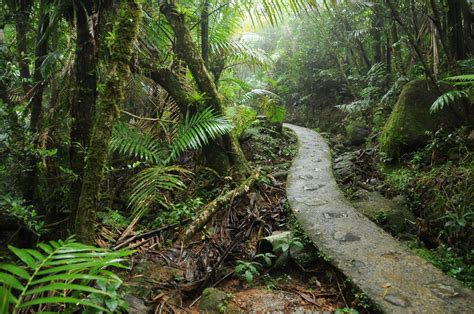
[284,123,474,313]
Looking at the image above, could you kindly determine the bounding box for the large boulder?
[379,79,464,161]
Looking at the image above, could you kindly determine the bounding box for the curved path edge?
[284,123,474,313]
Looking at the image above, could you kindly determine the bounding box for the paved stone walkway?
[285,123,474,313]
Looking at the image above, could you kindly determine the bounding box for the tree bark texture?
[75,0,142,244]
[69,0,99,225]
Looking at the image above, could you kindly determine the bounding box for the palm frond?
[128,165,191,217]
[110,122,164,164]
[442,74,474,87]
[0,237,132,313]
[218,77,253,92]
[167,107,232,162]
[240,89,282,105]
[430,90,469,113]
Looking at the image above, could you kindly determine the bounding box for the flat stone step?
[284,123,474,313]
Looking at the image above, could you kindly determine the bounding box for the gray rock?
[352,190,415,233]
[124,295,148,314]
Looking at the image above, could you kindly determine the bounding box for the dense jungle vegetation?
[0,0,473,312]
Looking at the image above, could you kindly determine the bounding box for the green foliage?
[274,235,304,254]
[167,108,232,162]
[383,128,473,252]
[407,242,474,289]
[430,90,470,113]
[97,208,130,232]
[0,196,44,235]
[234,260,261,284]
[0,237,133,313]
[431,74,473,113]
[254,253,276,267]
[150,197,203,228]
[225,105,258,139]
[111,122,164,164]
[336,308,359,314]
[128,166,191,217]
[110,108,231,217]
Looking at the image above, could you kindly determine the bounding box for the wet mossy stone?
[345,121,369,145]
[199,288,237,313]
[379,79,462,161]
[352,190,415,234]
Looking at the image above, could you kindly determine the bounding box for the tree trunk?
[447,0,465,60]
[15,0,32,91]
[429,0,452,65]
[372,5,383,63]
[390,21,403,73]
[69,0,99,225]
[24,2,50,207]
[160,0,249,176]
[386,0,438,89]
[200,0,210,67]
[149,68,192,113]
[460,0,474,55]
[75,0,142,244]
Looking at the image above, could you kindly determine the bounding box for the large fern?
[110,121,164,164]
[128,165,191,217]
[430,74,473,113]
[0,237,132,313]
[167,107,232,162]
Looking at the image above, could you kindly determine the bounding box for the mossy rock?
[199,288,238,313]
[379,79,461,161]
[352,190,415,234]
[345,121,369,145]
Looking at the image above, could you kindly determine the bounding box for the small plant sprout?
[234,260,262,284]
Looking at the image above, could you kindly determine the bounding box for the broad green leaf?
[0,273,24,290]
[0,264,30,280]
[8,246,37,269]
[31,273,115,285]
[19,296,108,311]
[25,283,112,297]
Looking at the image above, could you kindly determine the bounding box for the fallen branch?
[182,169,260,241]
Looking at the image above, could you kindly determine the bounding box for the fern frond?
[128,165,191,217]
[442,74,474,87]
[240,89,282,105]
[0,237,133,313]
[167,108,232,162]
[218,77,254,92]
[110,122,164,164]
[430,90,469,113]
[336,99,372,114]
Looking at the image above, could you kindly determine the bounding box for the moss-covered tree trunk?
[69,0,98,225]
[160,0,249,176]
[75,0,141,244]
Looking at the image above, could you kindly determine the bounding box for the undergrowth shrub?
[384,128,473,253]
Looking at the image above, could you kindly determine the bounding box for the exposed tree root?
[183,169,260,241]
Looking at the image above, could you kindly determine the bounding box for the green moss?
[379,80,458,161]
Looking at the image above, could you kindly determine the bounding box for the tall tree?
[75,0,142,243]
[69,0,99,224]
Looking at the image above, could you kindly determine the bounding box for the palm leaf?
[167,107,232,162]
[0,237,133,313]
[128,165,191,217]
[430,90,470,113]
[110,121,164,164]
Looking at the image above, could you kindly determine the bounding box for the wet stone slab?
[284,123,474,313]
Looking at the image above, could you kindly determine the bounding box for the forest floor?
[112,122,368,313]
